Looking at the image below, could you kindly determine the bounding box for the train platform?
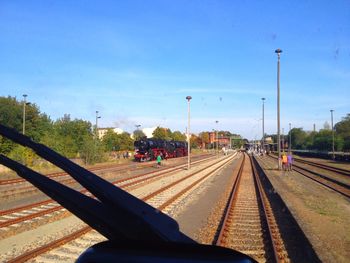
[254,154,350,263]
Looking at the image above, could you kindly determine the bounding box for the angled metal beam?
[0,154,124,240]
[0,124,194,243]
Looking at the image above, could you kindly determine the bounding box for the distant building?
[264,137,273,143]
[208,131,239,148]
[142,127,157,138]
[97,127,124,139]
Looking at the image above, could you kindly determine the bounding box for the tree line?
[1,96,348,166]
[267,114,350,152]
[0,96,199,165]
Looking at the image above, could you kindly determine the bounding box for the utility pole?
[282,128,284,153]
[216,120,219,157]
[95,111,101,139]
[289,123,292,153]
[275,48,282,170]
[22,94,28,134]
[261,97,265,153]
[186,96,192,170]
[330,109,335,160]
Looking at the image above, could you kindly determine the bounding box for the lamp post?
[215,120,219,157]
[135,124,141,130]
[282,128,284,153]
[289,123,292,153]
[186,96,192,170]
[330,109,335,160]
[261,98,265,153]
[22,94,28,134]
[275,48,282,170]
[212,129,215,151]
[95,111,101,139]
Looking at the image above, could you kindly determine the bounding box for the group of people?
[156,152,168,168]
[281,152,293,171]
[113,151,131,159]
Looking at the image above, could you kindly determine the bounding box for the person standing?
[287,152,293,171]
[156,153,162,168]
[282,153,288,171]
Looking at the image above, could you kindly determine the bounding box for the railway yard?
[0,151,349,263]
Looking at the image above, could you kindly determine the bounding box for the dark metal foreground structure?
[0,124,255,263]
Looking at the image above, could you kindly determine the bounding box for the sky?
[1,0,349,140]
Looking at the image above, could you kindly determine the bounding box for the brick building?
[208,131,231,147]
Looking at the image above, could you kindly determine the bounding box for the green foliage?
[290,128,308,149]
[286,118,349,152]
[0,96,23,130]
[44,114,94,158]
[190,134,200,148]
[118,132,134,150]
[8,145,36,166]
[171,131,186,141]
[198,132,210,145]
[0,96,53,154]
[133,129,146,141]
[80,138,105,165]
[102,130,134,152]
[0,136,15,154]
[102,129,120,151]
[313,129,333,151]
[335,114,350,151]
[152,126,172,140]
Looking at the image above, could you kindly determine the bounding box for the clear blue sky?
[1,0,349,139]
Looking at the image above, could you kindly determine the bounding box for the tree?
[80,138,105,165]
[313,129,333,151]
[171,131,186,141]
[102,130,134,152]
[190,134,200,148]
[8,145,36,166]
[335,114,350,151]
[45,115,94,158]
[198,132,210,148]
[102,129,120,151]
[290,128,308,149]
[119,132,134,150]
[133,129,146,141]
[0,96,23,131]
[152,126,172,140]
[0,96,53,154]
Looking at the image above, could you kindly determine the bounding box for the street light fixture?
[261,98,265,153]
[275,48,282,170]
[289,123,292,153]
[186,96,192,170]
[95,111,101,139]
[135,124,141,130]
[282,128,284,153]
[330,109,335,160]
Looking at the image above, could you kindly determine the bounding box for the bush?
[8,145,37,166]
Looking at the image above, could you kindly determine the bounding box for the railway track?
[215,153,288,262]
[267,155,350,198]
[0,155,214,238]
[0,154,211,200]
[293,158,350,176]
[1,153,238,262]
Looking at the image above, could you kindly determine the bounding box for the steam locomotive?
[134,138,188,162]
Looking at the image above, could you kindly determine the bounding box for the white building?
[97,127,124,139]
[142,127,157,138]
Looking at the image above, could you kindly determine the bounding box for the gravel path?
[174,155,240,238]
[256,154,350,263]
[0,215,85,262]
